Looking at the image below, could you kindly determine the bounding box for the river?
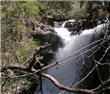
[38,20,109,94]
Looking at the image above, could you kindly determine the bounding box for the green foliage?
[15,39,39,63]
[1,1,40,35]
[69,1,86,17]
[39,1,88,22]
[39,1,72,22]
[2,38,40,66]
[1,1,40,66]
[21,1,40,17]
[40,1,71,12]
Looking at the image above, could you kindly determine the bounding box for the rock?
[31,22,63,51]
[64,19,76,28]
[32,30,62,47]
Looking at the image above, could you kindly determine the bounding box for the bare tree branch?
[1,38,109,79]
[1,65,27,72]
[1,35,109,94]
[41,73,95,94]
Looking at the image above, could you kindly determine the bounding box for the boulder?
[31,23,63,51]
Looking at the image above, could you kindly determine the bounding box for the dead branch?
[1,37,109,94]
[1,65,27,72]
[1,38,109,79]
[41,73,95,94]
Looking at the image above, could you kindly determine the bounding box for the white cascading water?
[54,28,72,43]
[41,21,108,94]
[54,20,75,43]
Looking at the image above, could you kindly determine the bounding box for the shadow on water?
[38,21,109,94]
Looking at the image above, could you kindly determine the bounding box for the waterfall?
[39,21,109,94]
[54,28,72,43]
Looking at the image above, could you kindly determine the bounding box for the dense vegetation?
[1,1,40,65]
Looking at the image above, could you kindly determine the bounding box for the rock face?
[31,30,62,50]
[24,17,63,51]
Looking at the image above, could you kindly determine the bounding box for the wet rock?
[63,18,107,35]
[31,30,62,50]
[31,22,63,51]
